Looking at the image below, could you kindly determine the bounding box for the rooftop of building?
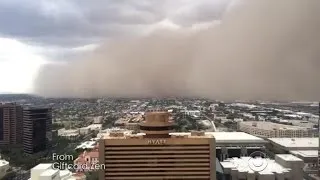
[289,150,318,158]
[290,120,316,128]
[221,157,289,174]
[268,138,318,150]
[276,154,303,161]
[32,163,52,170]
[0,159,9,167]
[221,154,302,175]
[166,132,265,143]
[102,131,265,144]
[40,169,59,176]
[104,130,212,139]
[75,141,97,149]
[240,121,311,130]
[0,102,18,106]
[87,124,102,129]
[23,106,51,110]
[30,163,77,180]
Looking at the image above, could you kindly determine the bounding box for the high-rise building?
[0,103,23,146]
[23,107,52,154]
[99,111,216,180]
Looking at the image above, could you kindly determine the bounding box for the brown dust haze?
[34,0,320,101]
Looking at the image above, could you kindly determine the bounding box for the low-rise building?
[221,154,304,180]
[58,128,80,136]
[93,116,103,124]
[87,124,102,131]
[0,159,10,179]
[29,163,83,180]
[268,138,318,153]
[238,121,313,138]
[182,110,201,117]
[74,148,99,172]
[75,141,97,150]
[79,127,90,135]
[267,137,318,172]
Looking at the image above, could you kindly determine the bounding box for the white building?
[29,163,85,180]
[221,154,304,180]
[79,127,90,135]
[0,159,9,179]
[93,116,103,124]
[182,110,201,117]
[239,121,313,138]
[57,128,80,139]
[75,141,97,150]
[87,124,102,131]
[268,138,319,170]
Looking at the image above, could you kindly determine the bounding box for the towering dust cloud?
[34,0,320,101]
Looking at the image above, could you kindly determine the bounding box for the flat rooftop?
[75,141,96,149]
[40,169,59,176]
[289,150,318,158]
[206,132,265,143]
[268,138,318,150]
[277,154,303,162]
[290,120,316,128]
[221,156,290,174]
[240,121,310,130]
[32,163,52,170]
[103,131,266,144]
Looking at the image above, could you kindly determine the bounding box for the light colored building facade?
[239,121,313,138]
[29,163,83,180]
[93,116,103,124]
[221,154,304,180]
[183,110,201,117]
[99,111,216,180]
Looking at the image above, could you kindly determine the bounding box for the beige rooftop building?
[221,154,304,180]
[238,121,313,138]
[99,111,216,180]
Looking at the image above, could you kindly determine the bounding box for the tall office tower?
[99,111,216,180]
[0,103,23,146]
[23,107,52,154]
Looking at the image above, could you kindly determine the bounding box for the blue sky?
[0,0,232,93]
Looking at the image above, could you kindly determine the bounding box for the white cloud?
[147,19,181,33]
[71,43,100,52]
[38,0,84,20]
[0,38,48,93]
